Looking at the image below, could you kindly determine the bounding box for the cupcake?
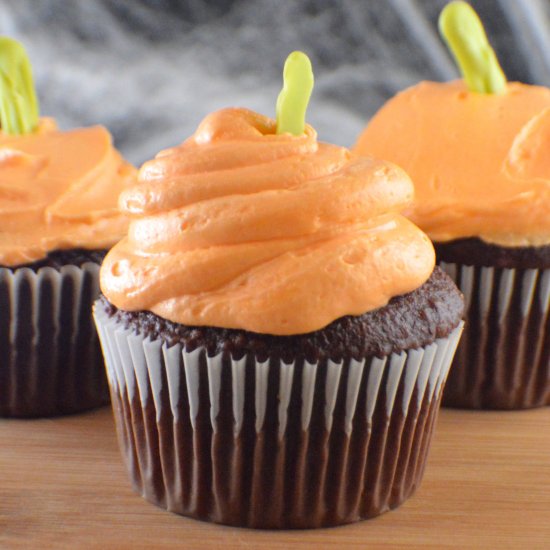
[354,2,550,409]
[0,38,135,417]
[94,52,463,528]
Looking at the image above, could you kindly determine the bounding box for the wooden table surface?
[1,406,549,550]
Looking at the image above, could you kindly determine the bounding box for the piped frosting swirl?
[355,80,550,247]
[0,118,135,266]
[101,108,435,335]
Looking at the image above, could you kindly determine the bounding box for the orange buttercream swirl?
[101,108,435,335]
[0,118,136,266]
[355,81,550,247]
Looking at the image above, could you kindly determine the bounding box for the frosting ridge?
[354,80,550,247]
[101,108,435,335]
[0,118,135,265]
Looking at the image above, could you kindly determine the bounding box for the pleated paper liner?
[94,304,463,529]
[0,264,109,417]
[440,263,550,409]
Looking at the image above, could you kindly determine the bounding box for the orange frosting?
[101,108,434,335]
[0,118,135,266]
[355,80,550,247]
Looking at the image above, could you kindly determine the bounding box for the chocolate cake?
[0,37,136,418]
[95,99,465,528]
[435,238,550,269]
[98,266,463,361]
[3,248,108,271]
[353,4,550,410]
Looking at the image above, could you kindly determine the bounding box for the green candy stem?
[0,37,39,134]
[276,51,314,135]
[439,1,507,94]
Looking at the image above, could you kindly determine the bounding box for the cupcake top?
[354,2,550,248]
[354,80,550,247]
[0,36,135,267]
[0,118,135,266]
[101,107,435,335]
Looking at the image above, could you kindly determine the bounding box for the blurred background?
[2,0,549,164]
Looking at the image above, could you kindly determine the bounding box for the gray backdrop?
[1,0,549,164]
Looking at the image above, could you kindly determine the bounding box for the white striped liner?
[0,262,107,417]
[1,263,99,347]
[94,305,463,436]
[439,262,550,409]
[440,263,550,320]
[94,304,464,528]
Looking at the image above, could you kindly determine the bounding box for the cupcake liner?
[95,304,462,528]
[0,263,109,417]
[440,262,550,409]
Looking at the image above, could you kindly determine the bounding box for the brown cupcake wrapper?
[94,304,462,529]
[0,264,109,418]
[440,262,550,409]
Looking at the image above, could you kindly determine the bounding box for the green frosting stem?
[439,1,507,94]
[0,37,39,134]
[276,51,314,135]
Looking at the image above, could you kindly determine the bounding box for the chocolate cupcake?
[0,38,135,417]
[354,3,550,409]
[94,54,464,528]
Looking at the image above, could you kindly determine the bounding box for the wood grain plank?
[0,407,548,549]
